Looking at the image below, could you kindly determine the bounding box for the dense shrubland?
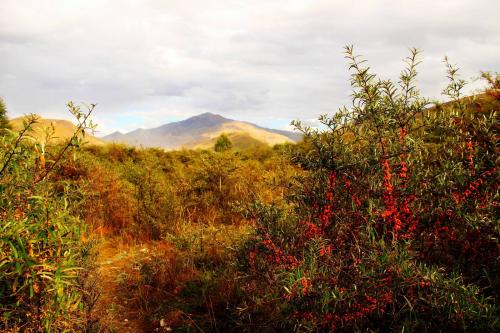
[0,48,498,332]
[76,142,296,235]
[46,137,297,331]
[1,116,296,331]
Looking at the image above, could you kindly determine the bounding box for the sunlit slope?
[187,121,293,149]
[9,116,104,146]
[191,132,267,150]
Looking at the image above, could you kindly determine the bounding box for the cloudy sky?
[1,0,498,135]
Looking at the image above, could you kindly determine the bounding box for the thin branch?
[34,103,95,184]
[0,116,38,178]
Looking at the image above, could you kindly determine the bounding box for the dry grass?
[90,222,253,332]
[92,239,145,332]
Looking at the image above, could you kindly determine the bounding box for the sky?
[1,0,499,136]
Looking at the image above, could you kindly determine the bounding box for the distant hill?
[9,116,104,146]
[193,132,269,151]
[101,112,301,149]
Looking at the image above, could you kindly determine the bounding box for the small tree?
[214,133,232,152]
[0,97,11,130]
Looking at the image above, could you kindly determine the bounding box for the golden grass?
[90,222,254,331]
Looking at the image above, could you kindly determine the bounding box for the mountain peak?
[174,112,232,129]
[198,112,217,117]
[188,112,229,121]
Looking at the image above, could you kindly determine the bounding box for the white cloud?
[1,0,498,135]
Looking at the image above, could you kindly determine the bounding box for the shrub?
[214,133,232,152]
[237,47,499,332]
[0,103,97,331]
[0,97,11,130]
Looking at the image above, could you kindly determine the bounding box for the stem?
[34,104,95,184]
[0,117,38,178]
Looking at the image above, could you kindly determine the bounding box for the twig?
[0,116,38,178]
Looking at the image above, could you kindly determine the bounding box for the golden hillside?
[9,115,104,146]
[188,121,294,150]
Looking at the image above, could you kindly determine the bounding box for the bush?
[0,97,11,130]
[236,47,499,332]
[0,103,97,331]
[214,133,232,152]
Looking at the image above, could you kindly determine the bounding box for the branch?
[34,103,96,184]
[0,116,38,178]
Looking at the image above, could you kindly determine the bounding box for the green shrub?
[0,98,11,130]
[236,47,499,332]
[214,133,232,152]
[0,103,97,331]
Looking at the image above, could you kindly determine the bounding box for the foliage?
[49,142,295,331]
[236,47,499,332]
[73,143,296,239]
[0,103,97,331]
[1,48,498,333]
[214,133,232,152]
[0,98,11,130]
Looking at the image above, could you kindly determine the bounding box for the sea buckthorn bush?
[237,47,499,332]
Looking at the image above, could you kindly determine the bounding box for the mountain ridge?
[101,112,301,149]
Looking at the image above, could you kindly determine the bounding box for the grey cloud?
[0,0,498,134]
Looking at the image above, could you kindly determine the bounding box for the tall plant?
[239,47,499,332]
[0,103,97,331]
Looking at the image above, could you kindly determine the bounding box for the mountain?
[101,112,301,149]
[9,116,104,146]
